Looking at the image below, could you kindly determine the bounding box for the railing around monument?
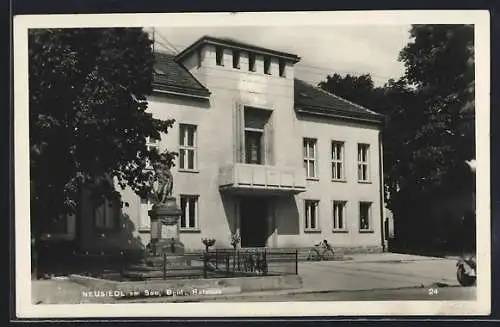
[118,248,299,280]
[203,248,299,278]
[35,247,298,280]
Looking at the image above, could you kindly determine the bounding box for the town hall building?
[46,35,386,253]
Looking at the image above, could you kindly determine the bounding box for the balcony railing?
[219,163,306,194]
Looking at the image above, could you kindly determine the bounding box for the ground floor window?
[333,201,347,231]
[94,197,120,231]
[304,200,320,231]
[359,202,372,231]
[180,195,199,230]
[139,198,153,230]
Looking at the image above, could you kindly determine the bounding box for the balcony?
[219,163,306,195]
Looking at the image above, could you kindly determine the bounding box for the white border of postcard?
[14,10,491,318]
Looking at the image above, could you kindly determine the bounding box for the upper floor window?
[145,136,160,169]
[196,49,202,68]
[333,201,347,231]
[359,202,372,231]
[248,53,256,72]
[180,195,199,230]
[264,56,271,75]
[179,124,197,171]
[357,143,370,182]
[331,141,345,181]
[216,46,224,66]
[279,59,286,77]
[304,200,320,231]
[243,107,271,165]
[303,138,318,179]
[232,50,240,69]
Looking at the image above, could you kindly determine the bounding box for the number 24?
[428,288,439,296]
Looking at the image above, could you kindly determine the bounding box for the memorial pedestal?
[148,197,185,255]
[121,196,191,280]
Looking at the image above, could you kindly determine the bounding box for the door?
[240,197,268,247]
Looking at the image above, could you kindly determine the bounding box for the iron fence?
[204,248,299,277]
[35,247,299,280]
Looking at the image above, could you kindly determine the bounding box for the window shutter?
[265,116,275,165]
[234,103,244,163]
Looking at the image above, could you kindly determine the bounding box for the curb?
[120,282,458,303]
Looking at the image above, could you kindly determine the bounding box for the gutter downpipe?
[378,129,387,252]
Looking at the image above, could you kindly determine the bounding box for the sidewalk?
[32,252,458,304]
[344,252,454,263]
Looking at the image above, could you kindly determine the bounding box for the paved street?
[32,253,471,304]
[296,255,459,293]
[198,286,476,302]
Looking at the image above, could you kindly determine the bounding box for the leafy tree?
[319,24,475,249]
[29,28,176,241]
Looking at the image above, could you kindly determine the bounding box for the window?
[331,141,345,181]
[333,201,347,231]
[245,131,263,164]
[94,198,119,230]
[359,202,372,231]
[243,108,271,165]
[216,46,224,66]
[264,56,271,75]
[304,200,320,231]
[180,195,198,230]
[279,59,286,77]
[357,143,370,182]
[248,53,256,72]
[145,136,160,169]
[139,197,153,230]
[179,124,197,170]
[196,49,202,68]
[232,50,240,69]
[303,138,318,179]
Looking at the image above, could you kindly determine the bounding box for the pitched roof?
[152,50,383,124]
[175,35,301,63]
[294,78,384,124]
[152,52,210,98]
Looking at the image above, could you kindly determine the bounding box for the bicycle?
[306,240,335,261]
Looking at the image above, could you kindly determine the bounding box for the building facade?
[46,36,386,253]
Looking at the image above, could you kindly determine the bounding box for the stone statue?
[150,161,173,205]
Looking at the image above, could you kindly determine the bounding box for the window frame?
[359,201,373,232]
[93,197,120,232]
[232,50,240,69]
[357,143,370,182]
[332,200,348,232]
[264,56,271,75]
[179,124,198,172]
[248,53,256,72]
[278,59,286,77]
[304,199,320,232]
[196,49,202,68]
[215,46,224,66]
[138,197,153,231]
[145,136,160,170]
[303,138,318,180]
[180,195,200,231]
[331,141,345,181]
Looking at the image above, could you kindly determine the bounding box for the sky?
[149,25,412,87]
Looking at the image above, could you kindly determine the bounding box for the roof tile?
[294,78,384,123]
[152,52,210,97]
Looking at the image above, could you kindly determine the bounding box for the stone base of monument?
[121,197,200,280]
[121,253,205,280]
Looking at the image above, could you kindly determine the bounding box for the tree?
[319,24,475,249]
[29,28,175,241]
[398,24,475,194]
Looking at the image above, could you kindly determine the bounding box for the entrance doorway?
[240,197,268,247]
